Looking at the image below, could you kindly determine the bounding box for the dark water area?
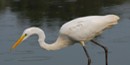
[0,0,130,65]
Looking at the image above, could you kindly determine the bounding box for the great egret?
[11,14,120,65]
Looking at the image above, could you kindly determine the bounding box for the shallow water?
[0,0,130,65]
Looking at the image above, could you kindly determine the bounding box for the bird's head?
[11,27,41,50]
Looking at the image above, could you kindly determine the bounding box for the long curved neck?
[37,30,73,51]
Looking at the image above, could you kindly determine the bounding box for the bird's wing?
[60,15,119,41]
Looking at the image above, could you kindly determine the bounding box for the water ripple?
[18,56,52,62]
[13,50,34,55]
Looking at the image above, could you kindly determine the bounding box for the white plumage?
[11,14,120,65]
[60,15,119,41]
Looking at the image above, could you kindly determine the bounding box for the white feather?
[16,14,120,50]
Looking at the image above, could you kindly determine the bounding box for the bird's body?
[11,14,120,65]
[60,15,118,41]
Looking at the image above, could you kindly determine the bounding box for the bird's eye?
[25,34,27,36]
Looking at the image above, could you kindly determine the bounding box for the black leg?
[91,40,108,65]
[80,41,91,65]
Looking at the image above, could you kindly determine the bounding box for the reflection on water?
[0,0,126,27]
[0,0,130,65]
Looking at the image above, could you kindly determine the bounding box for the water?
[0,0,130,65]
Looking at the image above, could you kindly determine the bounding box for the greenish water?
[0,0,130,65]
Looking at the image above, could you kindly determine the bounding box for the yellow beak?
[11,34,26,50]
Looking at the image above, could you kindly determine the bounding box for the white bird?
[11,14,120,65]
